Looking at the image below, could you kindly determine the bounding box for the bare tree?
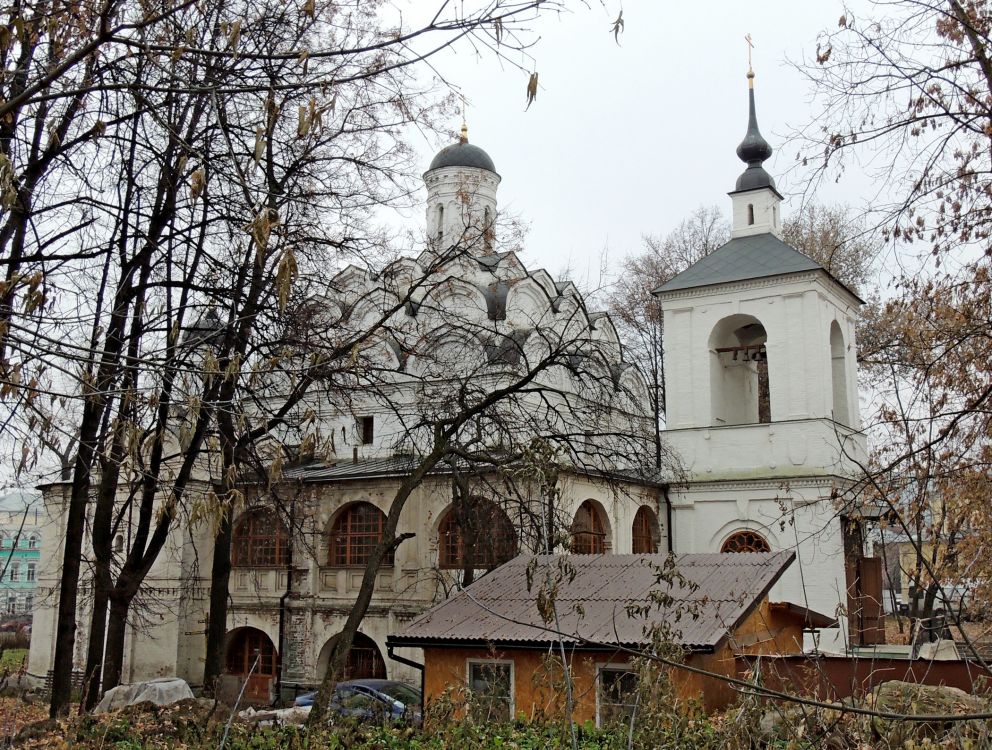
[795,0,992,641]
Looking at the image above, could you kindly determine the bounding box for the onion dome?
[734,72,776,192]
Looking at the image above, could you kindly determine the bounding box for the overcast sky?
[400,0,873,291]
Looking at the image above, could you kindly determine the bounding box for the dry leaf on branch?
[525,72,538,110]
[610,10,624,45]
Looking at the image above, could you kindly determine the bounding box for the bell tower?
[651,67,868,651]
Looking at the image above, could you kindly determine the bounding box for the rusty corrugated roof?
[390,551,796,652]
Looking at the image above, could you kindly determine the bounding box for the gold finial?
[459,96,469,143]
[745,33,755,88]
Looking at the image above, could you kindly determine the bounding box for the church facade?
[27,77,871,701]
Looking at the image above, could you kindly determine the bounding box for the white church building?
[27,74,875,702]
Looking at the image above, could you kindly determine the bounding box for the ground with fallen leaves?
[0,696,47,740]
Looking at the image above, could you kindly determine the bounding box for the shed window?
[598,666,638,726]
[467,660,513,722]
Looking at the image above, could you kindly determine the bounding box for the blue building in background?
[0,491,41,618]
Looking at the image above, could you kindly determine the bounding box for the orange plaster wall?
[420,599,812,720]
[423,644,751,720]
[423,645,629,723]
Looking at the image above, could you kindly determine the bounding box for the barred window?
[721,530,771,553]
[438,500,517,569]
[570,500,608,554]
[632,507,659,554]
[328,502,393,567]
[232,509,289,567]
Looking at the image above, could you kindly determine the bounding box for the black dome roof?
[733,81,776,193]
[428,141,497,173]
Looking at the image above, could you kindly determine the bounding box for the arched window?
[328,502,393,567]
[747,204,755,225]
[721,530,771,553]
[437,204,444,241]
[709,314,771,426]
[632,507,660,554]
[438,499,517,569]
[830,321,850,425]
[26,533,39,550]
[571,500,609,554]
[232,509,289,567]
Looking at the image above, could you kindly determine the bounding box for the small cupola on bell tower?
[730,70,783,239]
[423,121,501,255]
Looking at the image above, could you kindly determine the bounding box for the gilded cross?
[745,33,754,74]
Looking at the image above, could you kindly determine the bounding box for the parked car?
[294,679,422,724]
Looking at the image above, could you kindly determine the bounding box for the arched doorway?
[225,627,278,704]
[317,632,387,681]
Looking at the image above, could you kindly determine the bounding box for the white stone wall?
[730,186,783,238]
[424,166,500,252]
[670,479,847,639]
[661,273,862,437]
[657,242,868,644]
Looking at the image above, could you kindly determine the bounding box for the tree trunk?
[81,573,111,710]
[101,596,131,693]
[202,510,233,694]
[49,488,89,717]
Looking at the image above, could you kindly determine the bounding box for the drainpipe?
[661,485,674,553]
[275,494,296,704]
[387,642,425,711]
